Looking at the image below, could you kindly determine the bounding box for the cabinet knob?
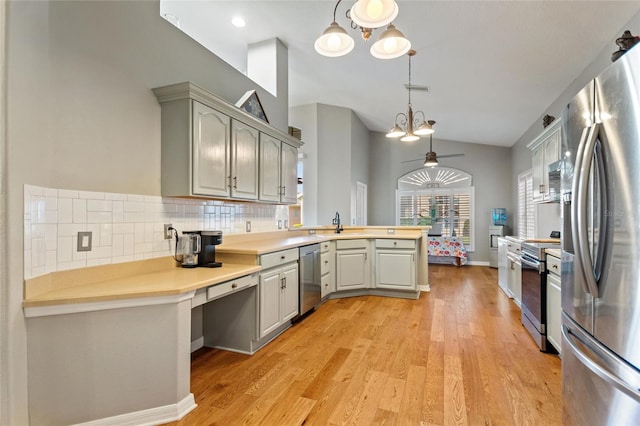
[325,260,329,264]
[231,283,237,289]
[281,255,286,260]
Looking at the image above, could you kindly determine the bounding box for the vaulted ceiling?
[160,1,640,147]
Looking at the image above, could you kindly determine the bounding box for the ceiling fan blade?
[437,153,465,159]
[400,158,424,163]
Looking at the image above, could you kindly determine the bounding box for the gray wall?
[3,1,290,423]
[291,103,370,227]
[510,10,640,232]
[368,132,512,262]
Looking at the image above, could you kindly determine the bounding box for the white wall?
[511,10,640,233]
[290,104,318,225]
[3,1,291,423]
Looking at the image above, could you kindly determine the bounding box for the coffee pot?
[177,233,201,268]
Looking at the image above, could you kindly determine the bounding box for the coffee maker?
[183,230,223,268]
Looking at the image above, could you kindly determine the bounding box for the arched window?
[396,167,475,251]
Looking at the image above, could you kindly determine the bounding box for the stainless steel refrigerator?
[561,44,640,425]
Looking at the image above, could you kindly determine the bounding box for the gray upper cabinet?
[280,142,298,204]
[259,134,299,204]
[192,101,231,197]
[153,82,302,203]
[231,120,259,200]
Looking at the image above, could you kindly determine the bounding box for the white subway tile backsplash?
[72,199,87,224]
[24,184,288,278]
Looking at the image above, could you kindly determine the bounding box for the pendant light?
[314,1,355,57]
[370,24,411,59]
[350,0,399,29]
[386,50,434,142]
[315,0,409,59]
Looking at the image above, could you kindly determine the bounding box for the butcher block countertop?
[24,227,427,308]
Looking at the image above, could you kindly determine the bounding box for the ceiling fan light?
[386,124,405,138]
[414,120,435,136]
[314,22,355,57]
[424,152,438,167]
[350,0,398,29]
[370,24,411,59]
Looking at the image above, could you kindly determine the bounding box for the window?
[396,167,475,251]
[518,170,535,239]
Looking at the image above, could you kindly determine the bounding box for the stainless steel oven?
[521,241,560,353]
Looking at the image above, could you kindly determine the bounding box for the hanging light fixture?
[386,50,434,142]
[315,0,409,59]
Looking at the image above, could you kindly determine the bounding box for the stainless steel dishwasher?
[296,244,321,321]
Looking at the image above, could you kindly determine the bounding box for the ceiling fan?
[401,120,464,167]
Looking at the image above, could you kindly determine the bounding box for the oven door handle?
[521,256,541,272]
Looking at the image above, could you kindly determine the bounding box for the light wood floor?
[167,265,562,425]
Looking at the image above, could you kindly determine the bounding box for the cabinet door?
[280,143,298,204]
[547,272,562,354]
[192,102,230,197]
[281,264,299,322]
[531,146,545,201]
[336,249,369,290]
[258,134,281,202]
[544,129,561,166]
[259,269,282,338]
[375,250,416,289]
[231,120,259,200]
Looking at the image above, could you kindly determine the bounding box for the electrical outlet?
[277,220,282,230]
[164,224,173,239]
[309,229,316,235]
[387,228,395,234]
[77,231,92,252]
[284,220,288,229]
[246,221,251,232]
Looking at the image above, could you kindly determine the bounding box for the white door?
[375,250,415,289]
[336,249,368,290]
[259,269,282,338]
[281,264,299,322]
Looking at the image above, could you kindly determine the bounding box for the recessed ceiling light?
[232,17,246,28]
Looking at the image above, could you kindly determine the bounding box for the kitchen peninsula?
[22,226,428,425]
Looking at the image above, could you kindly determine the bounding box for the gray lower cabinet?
[336,239,370,291]
[259,263,298,337]
[375,239,416,290]
[259,248,299,338]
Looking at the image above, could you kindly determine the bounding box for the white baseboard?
[467,261,490,266]
[73,393,197,426]
[190,336,204,353]
[419,284,431,292]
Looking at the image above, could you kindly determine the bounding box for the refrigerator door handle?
[571,125,594,295]
[562,319,640,401]
[576,123,601,297]
[592,137,608,286]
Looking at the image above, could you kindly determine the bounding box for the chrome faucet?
[332,211,343,234]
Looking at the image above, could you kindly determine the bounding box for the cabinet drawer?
[336,239,368,250]
[321,272,331,297]
[260,248,299,269]
[321,241,331,253]
[321,252,331,275]
[507,243,521,255]
[207,273,258,301]
[547,255,561,276]
[376,239,416,250]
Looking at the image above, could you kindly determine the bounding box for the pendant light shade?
[314,22,355,57]
[414,120,435,136]
[370,24,411,59]
[349,0,399,29]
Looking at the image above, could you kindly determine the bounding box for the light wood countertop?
[217,230,423,255]
[24,228,425,308]
[546,248,562,258]
[24,257,260,308]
